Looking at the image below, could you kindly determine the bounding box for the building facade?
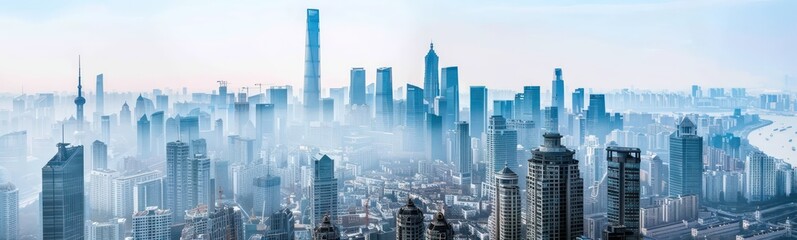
[526,133,583,239]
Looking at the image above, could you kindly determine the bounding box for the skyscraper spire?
[74,55,86,130]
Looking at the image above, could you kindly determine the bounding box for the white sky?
[0,0,794,94]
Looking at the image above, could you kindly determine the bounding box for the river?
[747,115,797,166]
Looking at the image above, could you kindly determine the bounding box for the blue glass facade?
[304,9,321,121]
[42,144,84,239]
[469,86,487,137]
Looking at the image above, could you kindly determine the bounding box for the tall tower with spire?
[424,42,439,110]
[75,56,86,130]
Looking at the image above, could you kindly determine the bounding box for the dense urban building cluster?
[1,7,797,240]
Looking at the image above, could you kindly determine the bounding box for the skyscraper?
[396,198,425,240]
[208,204,244,239]
[311,155,338,226]
[132,207,172,240]
[150,111,165,156]
[75,57,86,131]
[543,106,559,133]
[427,113,444,161]
[469,86,487,138]
[572,88,584,114]
[137,115,151,158]
[313,215,340,240]
[586,94,607,139]
[551,68,565,130]
[745,151,777,202]
[606,146,641,237]
[90,169,117,221]
[88,219,123,240]
[350,68,366,106]
[669,117,703,198]
[0,177,18,240]
[120,102,131,129]
[649,154,665,196]
[234,100,250,136]
[508,119,537,150]
[114,170,161,219]
[166,141,192,222]
[304,8,321,121]
[485,116,518,190]
[42,143,85,239]
[255,103,275,150]
[441,67,459,131]
[424,42,439,107]
[524,86,541,124]
[489,166,522,240]
[265,208,295,240]
[96,73,104,115]
[179,116,200,146]
[322,98,334,122]
[155,95,168,113]
[427,212,454,240]
[92,140,108,170]
[253,175,281,216]
[375,67,394,131]
[527,133,583,239]
[405,84,425,152]
[101,115,111,143]
[133,178,163,212]
[493,100,514,120]
[453,122,472,191]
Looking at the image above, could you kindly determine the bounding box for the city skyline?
[1,2,797,240]
[1,0,796,93]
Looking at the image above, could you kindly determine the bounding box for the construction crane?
[217,80,228,87]
[254,83,264,94]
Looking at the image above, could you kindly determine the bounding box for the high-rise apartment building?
[606,146,641,237]
[313,215,340,240]
[485,116,518,185]
[134,178,163,212]
[427,212,454,240]
[489,166,522,240]
[90,169,117,221]
[0,178,18,240]
[745,151,777,202]
[526,133,583,239]
[397,198,425,240]
[114,170,161,218]
[166,141,211,222]
[132,207,172,240]
[92,140,108,170]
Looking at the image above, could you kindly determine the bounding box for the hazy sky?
[0,0,795,94]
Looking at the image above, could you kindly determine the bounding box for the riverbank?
[747,115,797,166]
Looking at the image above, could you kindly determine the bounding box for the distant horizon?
[1,0,795,93]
